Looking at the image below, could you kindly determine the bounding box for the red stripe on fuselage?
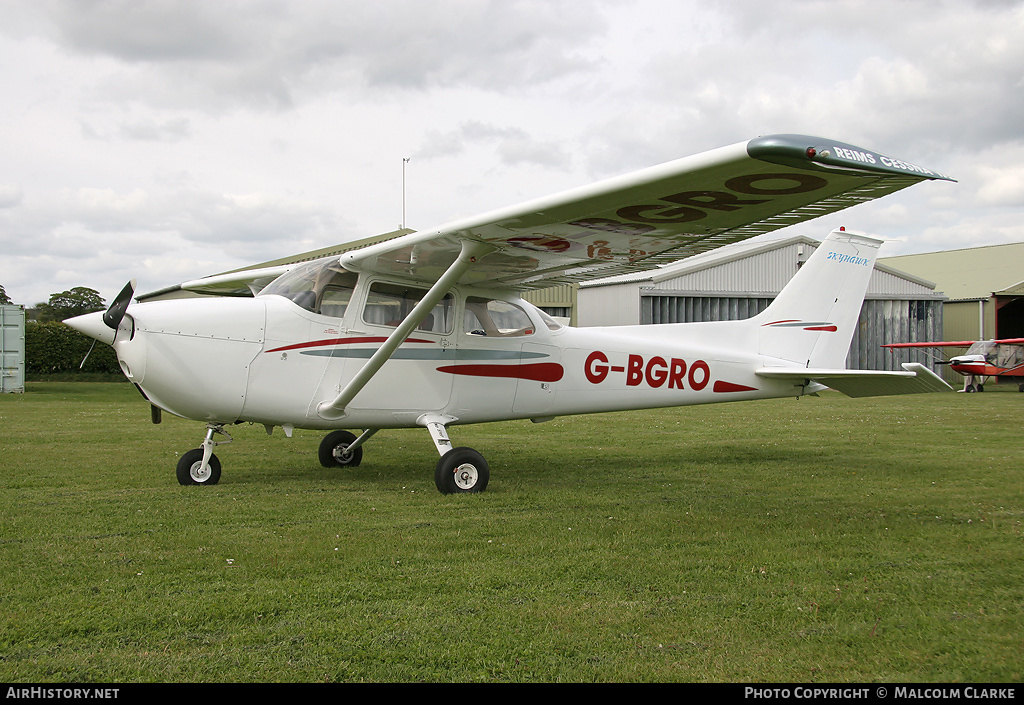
[436,363,564,382]
[712,380,758,393]
[266,336,433,353]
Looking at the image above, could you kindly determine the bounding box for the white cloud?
[0,0,1022,306]
[13,0,609,112]
[0,184,23,208]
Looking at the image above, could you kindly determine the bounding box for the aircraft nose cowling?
[64,311,117,346]
[124,297,267,422]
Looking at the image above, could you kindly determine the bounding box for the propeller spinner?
[64,279,136,346]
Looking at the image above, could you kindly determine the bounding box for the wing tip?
[748,134,955,182]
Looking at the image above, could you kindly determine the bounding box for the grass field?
[1,382,1021,682]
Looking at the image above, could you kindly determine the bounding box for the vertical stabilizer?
[756,228,881,368]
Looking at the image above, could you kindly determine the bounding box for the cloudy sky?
[1,0,1022,307]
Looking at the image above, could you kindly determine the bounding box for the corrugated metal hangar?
[878,241,1024,342]
[570,234,946,372]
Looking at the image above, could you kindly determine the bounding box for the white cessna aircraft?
[66,134,954,493]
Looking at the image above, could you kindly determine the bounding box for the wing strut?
[316,238,496,420]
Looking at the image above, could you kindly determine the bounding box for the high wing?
[339,134,954,289]
[884,339,1024,349]
[180,265,295,297]
[884,338,1024,350]
[880,342,974,350]
[137,230,417,301]
[134,265,296,300]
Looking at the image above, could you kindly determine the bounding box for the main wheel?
[319,430,363,468]
[176,448,222,485]
[434,447,489,494]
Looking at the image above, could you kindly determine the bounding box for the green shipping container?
[1,305,25,393]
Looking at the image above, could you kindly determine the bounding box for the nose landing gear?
[176,424,232,485]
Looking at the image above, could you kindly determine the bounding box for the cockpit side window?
[259,257,357,318]
[362,282,454,335]
[464,297,535,337]
[533,305,565,332]
[319,283,355,319]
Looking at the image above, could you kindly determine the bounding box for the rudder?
[756,228,881,368]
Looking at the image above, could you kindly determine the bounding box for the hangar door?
[640,294,942,372]
[996,295,1024,338]
[641,295,773,325]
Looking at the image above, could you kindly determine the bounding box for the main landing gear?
[316,420,489,493]
[318,428,377,468]
[317,422,488,493]
[423,415,489,494]
[434,447,489,494]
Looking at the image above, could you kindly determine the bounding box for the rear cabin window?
[361,282,454,335]
[464,297,535,337]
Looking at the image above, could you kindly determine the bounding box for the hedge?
[25,321,122,375]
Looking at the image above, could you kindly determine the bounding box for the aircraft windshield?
[965,341,997,359]
[259,257,358,318]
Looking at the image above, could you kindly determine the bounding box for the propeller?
[102,279,137,330]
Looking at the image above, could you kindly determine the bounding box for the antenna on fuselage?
[402,157,411,229]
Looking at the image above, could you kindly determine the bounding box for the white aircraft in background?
[66,134,954,493]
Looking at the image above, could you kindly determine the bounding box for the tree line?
[2,284,121,376]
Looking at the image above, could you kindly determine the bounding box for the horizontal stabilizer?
[755,363,953,397]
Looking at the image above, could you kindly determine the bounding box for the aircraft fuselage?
[106,287,800,431]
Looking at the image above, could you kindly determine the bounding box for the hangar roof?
[581,233,939,296]
[879,241,1024,301]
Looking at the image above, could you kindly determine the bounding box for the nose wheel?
[176,424,230,485]
[176,448,222,485]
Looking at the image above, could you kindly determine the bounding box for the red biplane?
[883,339,1024,392]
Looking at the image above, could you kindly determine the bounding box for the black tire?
[319,430,363,468]
[176,448,221,485]
[434,447,489,494]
